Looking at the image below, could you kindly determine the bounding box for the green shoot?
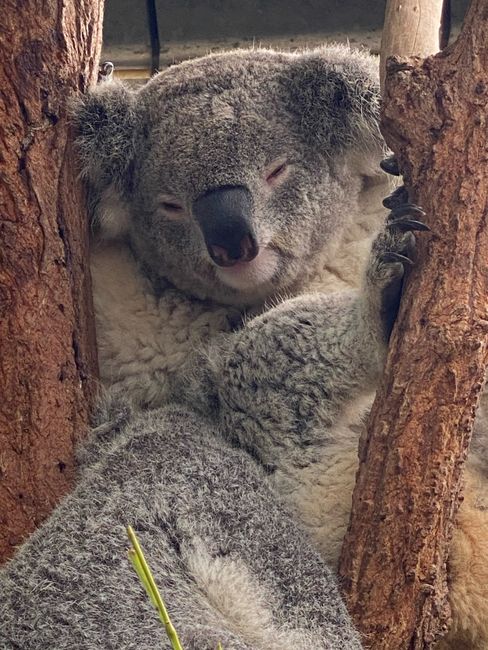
[127,525,183,650]
[127,525,223,650]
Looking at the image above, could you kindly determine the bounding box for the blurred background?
[102,0,469,79]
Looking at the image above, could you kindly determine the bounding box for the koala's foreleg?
[175,212,426,471]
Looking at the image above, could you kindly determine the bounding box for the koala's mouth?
[214,246,279,291]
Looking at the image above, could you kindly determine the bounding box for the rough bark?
[380,0,444,91]
[0,1,102,562]
[339,1,488,648]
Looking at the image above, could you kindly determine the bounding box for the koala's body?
[86,46,388,407]
[1,46,488,649]
[0,205,414,649]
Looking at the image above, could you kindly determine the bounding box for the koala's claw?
[373,164,431,339]
[386,217,430,233]
[388,203,426,220]
[369,228,415,287]
[380,155,400,176]
[368,225,417,339]
[387,203,430,233]
[382,185,409,209]
[383,183,431,233]
[379,251,414,266]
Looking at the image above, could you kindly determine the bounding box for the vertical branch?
[339,0,488,648]
[0,0,102,562]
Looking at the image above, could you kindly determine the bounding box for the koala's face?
[76,47,382,305]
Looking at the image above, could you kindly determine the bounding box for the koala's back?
[0,404,361,650]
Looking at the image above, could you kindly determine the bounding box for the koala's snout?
[192,185,259,267]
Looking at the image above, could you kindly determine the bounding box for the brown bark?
[0,1,102,562]
[339,1,488,648]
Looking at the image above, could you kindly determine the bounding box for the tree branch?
[0,0,102,562]
[380,0,444,91]
[339,0,488,647]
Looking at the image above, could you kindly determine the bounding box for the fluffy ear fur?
[71,80,140,237]
[72,79,139,188]
[283,46,382,158]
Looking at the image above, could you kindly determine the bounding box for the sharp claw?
[382,186,409,209]
[386,218,431,232]
[388,204,426,220]
[380,155,400,176]
[380,252,414,266]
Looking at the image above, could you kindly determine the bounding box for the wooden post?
[0,0,102,562]
[380,0,444,91]
[339,0,488,647]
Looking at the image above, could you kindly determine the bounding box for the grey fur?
[174,230,411,474]
[67,45,488,650]
[13,43,488,649]
[77,46,383,306]
[0,407,360,650]
[0,220,412,649]
[84,46,389,407]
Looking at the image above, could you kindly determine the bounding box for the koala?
[81,46,389,407]
[2,45,487,648]
[0,211,417,649]
[81,46,488,649]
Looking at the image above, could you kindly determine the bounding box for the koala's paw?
[367,198,429,340]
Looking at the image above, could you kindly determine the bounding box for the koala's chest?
[90,242,242,406]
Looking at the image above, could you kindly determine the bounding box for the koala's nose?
[192,185,259,267]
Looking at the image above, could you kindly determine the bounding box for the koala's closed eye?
[162,200,183,212]
[265,160,290,187]
[157,195,186,219]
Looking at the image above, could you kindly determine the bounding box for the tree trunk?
[339,1,488,648]
[0,1,102,562]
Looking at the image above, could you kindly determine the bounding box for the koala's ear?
[71,79,140,193]
[283,47,382,156]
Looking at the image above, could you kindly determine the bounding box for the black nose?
[192,185,259,267]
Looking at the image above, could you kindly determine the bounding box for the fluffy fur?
[1,46,487,648]
[0,220,415,649]
[0,402,361,649]
[83,46,388,407]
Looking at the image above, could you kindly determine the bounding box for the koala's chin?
[214,246,279,293]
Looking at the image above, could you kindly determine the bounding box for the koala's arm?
[182,293,380,469]
[174,221,417,470]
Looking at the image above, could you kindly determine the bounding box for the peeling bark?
[339,0,488,647]
[0,1,102,562]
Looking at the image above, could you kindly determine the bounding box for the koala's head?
[74,46,383,306]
